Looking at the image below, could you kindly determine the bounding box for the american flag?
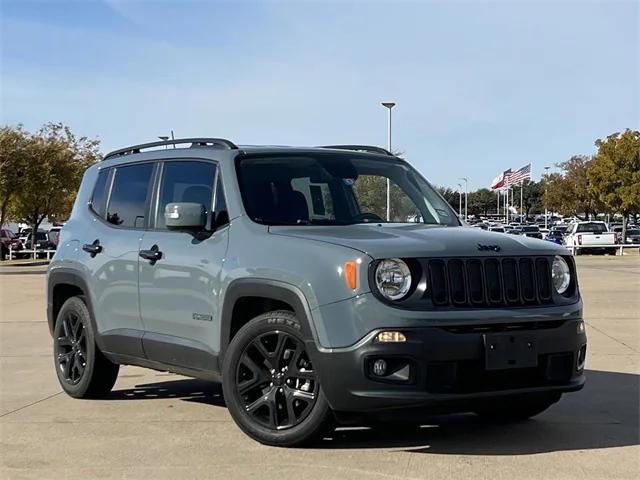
[506,164,531,184]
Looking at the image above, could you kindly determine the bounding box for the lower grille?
[425,352,574,394]
[425,257,553,308]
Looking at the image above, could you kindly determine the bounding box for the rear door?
[82,162,155,356]
[138,159,229,372]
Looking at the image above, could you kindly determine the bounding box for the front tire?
[222,310,332,447]
[53,296,119,398]
[474,392,561,422]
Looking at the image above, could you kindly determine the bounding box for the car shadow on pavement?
[319,369,639,455]
[105,369,638,455]
[107,378,226,407]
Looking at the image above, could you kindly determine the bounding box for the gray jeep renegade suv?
[47,138,586,446]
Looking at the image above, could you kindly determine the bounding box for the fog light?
[372,359,387,376]
[577,321,585,334]
[376,331,406,343]
[577,344,587,371]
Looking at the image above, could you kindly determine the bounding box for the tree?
[353,175,421,221]
[7,123,100,238]
[542,155,599,219]
[588,129,640,242]
[468,188,496,217]
[0,126,29,229]
[436,186,459,212]
[518,180,542,220]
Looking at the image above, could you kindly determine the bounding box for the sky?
[1,0,638,190]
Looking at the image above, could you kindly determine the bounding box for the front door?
[138,159,229,372]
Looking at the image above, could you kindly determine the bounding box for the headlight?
[375,258,412,300]
[552,255,571,294]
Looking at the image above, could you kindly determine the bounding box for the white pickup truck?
[563,221,617,255]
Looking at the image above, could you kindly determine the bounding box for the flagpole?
[506,177,510,224]
[520,180,524,221]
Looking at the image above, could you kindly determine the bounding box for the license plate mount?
[483,333,538,370]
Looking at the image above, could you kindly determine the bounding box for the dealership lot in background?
[1,256,638,479]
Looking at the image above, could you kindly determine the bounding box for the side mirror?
[164,202,207,231]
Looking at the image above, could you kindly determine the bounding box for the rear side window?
[91,169,110,218]
[107,163,154,228]
[156,161,216,229]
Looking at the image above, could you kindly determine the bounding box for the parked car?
[0,228,22,260]
[539,228,549,240]
[620,228,640,245]
[25,230,55,254]
[488,226,505,233]
[519,225,543,240]
[563,221,616,255]
[47,138,586,447]
[48,226,63,248]
[546,225,568,245]
[611,226,640,245]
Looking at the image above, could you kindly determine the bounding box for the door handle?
[139,244,163,264]
[82,239,102,257]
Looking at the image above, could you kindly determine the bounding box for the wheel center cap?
[272,372,285,386]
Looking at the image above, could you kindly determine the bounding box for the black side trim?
[100,329,145,358]
[219,279,317,365]
[142,332,219,373]
[103,353,221,382]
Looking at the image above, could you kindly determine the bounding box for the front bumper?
[312,319,586,412]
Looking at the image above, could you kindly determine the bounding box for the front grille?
[425,257,553,308]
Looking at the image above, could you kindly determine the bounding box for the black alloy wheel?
[53,296,119,398]
[236,330,319,430]
[56,310,88,385]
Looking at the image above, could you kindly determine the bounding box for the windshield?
[522,226,540,232]
[576,222,608,234]
[236,153,460,226]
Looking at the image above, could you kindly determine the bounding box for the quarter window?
[214,173,229,228]
[156,161,216,229]
[91,169,110,218]
[106,163,154,228]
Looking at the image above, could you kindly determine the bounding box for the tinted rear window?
[107,163,154,228]
[576,223,608,234]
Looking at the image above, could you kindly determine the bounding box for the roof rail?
[318,145,394,156]
[103,137,238,160]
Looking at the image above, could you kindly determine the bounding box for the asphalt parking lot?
[1,256,638,479]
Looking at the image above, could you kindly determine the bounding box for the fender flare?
[47,269,105,350]
[219,278,320,364]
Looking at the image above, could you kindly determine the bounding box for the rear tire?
[222,310,332,447]
[53,296,119,398]
[474,392,561,422]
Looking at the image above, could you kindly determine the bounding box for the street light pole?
[544,165,550,229]
[381,102,395,221]
[457,184,463,218]
[459,177,468,221]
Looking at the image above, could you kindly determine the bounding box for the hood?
[269,224,566,259]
